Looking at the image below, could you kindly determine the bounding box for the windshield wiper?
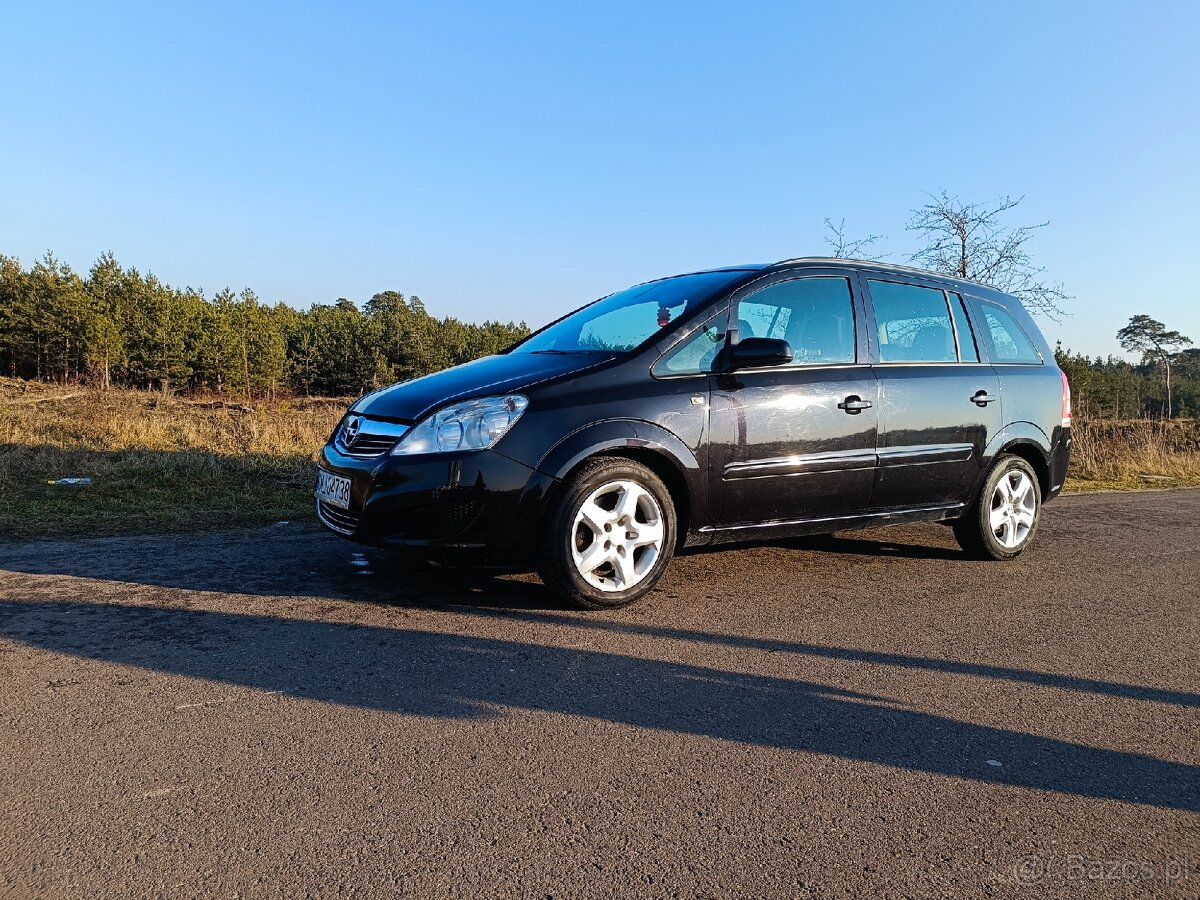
[530,348,621,355]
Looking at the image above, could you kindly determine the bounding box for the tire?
[538,456,677,610]
[953,454,1043,560]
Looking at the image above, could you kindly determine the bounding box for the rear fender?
[973,422,1053,500]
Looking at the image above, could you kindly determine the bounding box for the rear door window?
[974,301,1042,364]
[868,281,958,363]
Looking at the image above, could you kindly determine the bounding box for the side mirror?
[725,336,793,371]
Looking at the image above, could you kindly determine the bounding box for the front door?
[708,273,879,527]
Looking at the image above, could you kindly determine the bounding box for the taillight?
[1061,371,1072,428]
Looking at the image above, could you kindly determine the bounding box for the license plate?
[314,468,352,510]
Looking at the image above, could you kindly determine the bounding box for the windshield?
[515,270,747,354]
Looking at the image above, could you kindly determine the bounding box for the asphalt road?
[1,490,1198,898]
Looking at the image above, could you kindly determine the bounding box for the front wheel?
[954,455,1042,560]
[538,457,677,609]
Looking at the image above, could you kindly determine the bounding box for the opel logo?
[341,415,363,447]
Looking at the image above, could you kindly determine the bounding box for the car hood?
[351,352,610,421]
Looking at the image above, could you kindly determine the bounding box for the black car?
[316,258,1072,608]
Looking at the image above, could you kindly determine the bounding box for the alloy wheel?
[990,469,1037,550]
[571,480,665,592]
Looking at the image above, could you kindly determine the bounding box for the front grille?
[316,500,361,535]
[334,416,411,459]
[336,433,399,458]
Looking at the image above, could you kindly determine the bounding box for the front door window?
[736,277,857,365]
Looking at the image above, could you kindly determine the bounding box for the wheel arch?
[532,419,703,547]
[982,422,1053,499]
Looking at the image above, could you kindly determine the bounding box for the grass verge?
[1063,418,1200,493]
[0,379,345,539]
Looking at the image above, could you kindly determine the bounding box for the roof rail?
[769,257,1006,293]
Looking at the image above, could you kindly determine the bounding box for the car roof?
[663,259,1015,305]
[681,264,771,274]
[767,257,1014,300]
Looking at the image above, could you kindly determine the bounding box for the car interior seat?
[795,314,850,361]
[911,325,954,361]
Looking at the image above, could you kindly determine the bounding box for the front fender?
[534,418,701,481]
[505,419,707,553]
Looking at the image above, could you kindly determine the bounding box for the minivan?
[316,258,1072,608]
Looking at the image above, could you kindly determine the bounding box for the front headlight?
[390,395,529,456]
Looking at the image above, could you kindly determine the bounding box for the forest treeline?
[3,249,1199,418]
[0,251,530,397]
[1054,345,1200,419]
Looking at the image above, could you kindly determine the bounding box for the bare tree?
[822,218,886,260]
[1116,314,1192,419]
[907,191,1069,320]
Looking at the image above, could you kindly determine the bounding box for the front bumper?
[314,443,553,566]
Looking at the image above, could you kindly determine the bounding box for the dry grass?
[4,379,1199,539]
[0,378,346,538]
[1064,418,1200,492]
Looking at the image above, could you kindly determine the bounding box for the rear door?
[706,271,879,526]
[864,278,1002,509]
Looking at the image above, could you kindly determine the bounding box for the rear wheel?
[954,455,1042,560]
[539,457,676,609]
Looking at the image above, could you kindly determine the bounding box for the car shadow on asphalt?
[0,524,562,609]
[445,606,1200,711]
[4,524,1199,711]
[0,598,1197,814]
[0,522,964,608]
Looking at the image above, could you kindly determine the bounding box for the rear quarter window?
[972,300,1043,364]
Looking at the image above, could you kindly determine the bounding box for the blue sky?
[2,1,1197,357]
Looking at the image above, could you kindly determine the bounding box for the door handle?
[971,391,998,407]
[838,395,873,414]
